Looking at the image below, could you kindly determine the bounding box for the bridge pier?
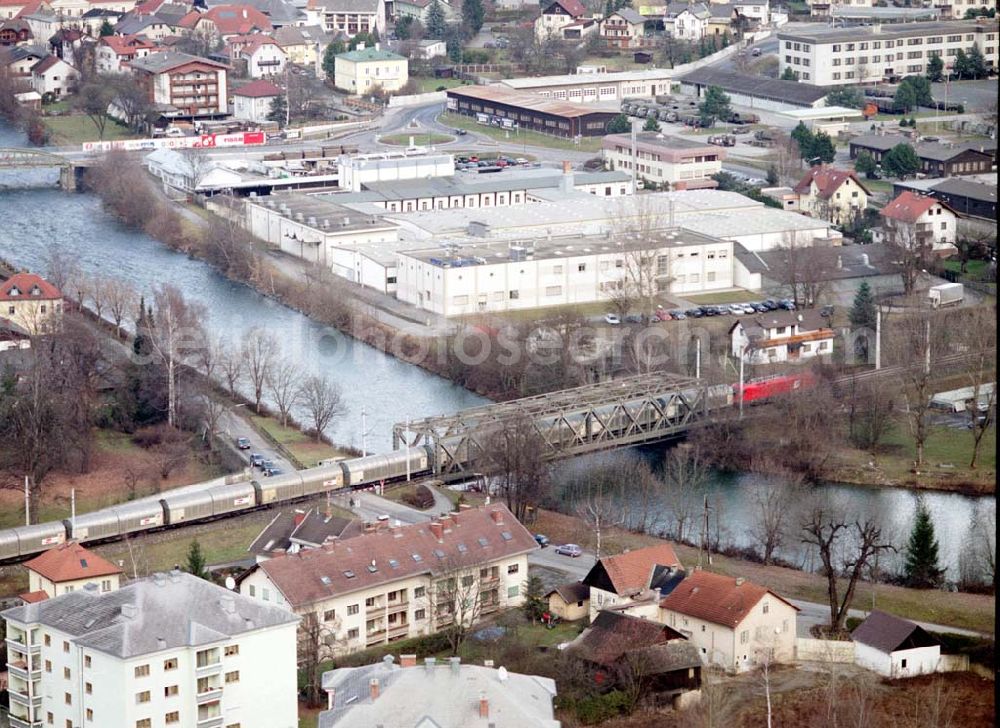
[58,165,76,191]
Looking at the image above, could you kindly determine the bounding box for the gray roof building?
[851,610,941,654]
[318,656,559,728]
[679,68,829,107]
[778,19,987,45]
[1,571,298,659]
[248,508,363,558]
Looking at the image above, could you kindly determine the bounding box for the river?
[0,126,992,579]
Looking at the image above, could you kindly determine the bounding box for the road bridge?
[393,373,729,474]
[0,147,88,190]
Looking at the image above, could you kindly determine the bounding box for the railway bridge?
[393,373,729,475]
[0,147,88,190]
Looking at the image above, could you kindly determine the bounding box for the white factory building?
[337,149,455,192]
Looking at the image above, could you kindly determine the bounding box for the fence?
[938,654,971,673]
[795,637,856,663]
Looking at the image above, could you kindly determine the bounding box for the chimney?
[562,160,571,174]
[156,638,166,650]
[369,678,380,701]
[449,656,461,675]
[735,577,745,586]
[169,568,181,583]
[400,654,417,668]
[429,521,443,540]
[560,160,574,193]
[479,694,489,719]
[242,7,247,16]
[490,510,503,525]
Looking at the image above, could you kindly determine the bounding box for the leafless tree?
[800,492,895,632]
[265,358,302,428]
[662,445,709,542]
[605,197,670,320]
[689,667,739,728]
[883,218,933,296]
[103,277,136,338]
[421,556,489,657]
[845,372,896,465]
[489,415,549,523]
[749,479,793,565]
[958,505,995,589]
[769,233,834,308]
[242,329,277,413]
[194,335,222,382]
[575,472,627,561]
[297,374,345,442]
[204,213,256,279]
[772,129,804,185]
[217,341,244,399]
[200,394,227,450]
[299,612,346,708]
[959,306,996,469]
[892,312,939,469]
[110,75,154,134]
[148,285,207,428]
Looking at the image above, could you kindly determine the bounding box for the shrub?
[573,690,633,725]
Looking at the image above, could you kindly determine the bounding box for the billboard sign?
[82,131,266,153]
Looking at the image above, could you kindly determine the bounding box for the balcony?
[435,612,455,626]
[480,601,500,615]
[386,600,409,614]
[387,623,410,638]
[197,687,223,704]
[8,715,43,728]
[196,717,224,728]
[365,630,387,646]
[6,636,39,654]
[480,576,501,588]
[196,660,222,677]
[365,603,383,616]
[8,659,37,680]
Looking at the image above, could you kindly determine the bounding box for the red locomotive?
[735,372,817,404]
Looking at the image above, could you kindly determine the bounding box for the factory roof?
[678,67,828,106]
[249,191,399,233]
[499,67,673,90]
[448,85,614,119]
[778,18,990,44]
[1,571,298,658]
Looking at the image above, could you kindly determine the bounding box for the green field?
[412,77,466,93]
[42,114,138,145]
[943,259,990,277]
[249,415,351,468]
[380,132,454,146]
[441,112,604,153]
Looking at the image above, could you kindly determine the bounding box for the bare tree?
[217,342,244,399]
[883,218,932,296]
[266,358,302,428]
[575,473,627,561]
[200,394,228,450]
[800,493,894,632]
[242,329,277,413]
[148,285,207,428]
[749,479,793,565]
[299,612,346,709]
[297,374,345,442]
[959,306,996,469]
[421,556,489,657]
[769,234,835,308]
[605,197,670,320]
[845,372,896,465]
[892,312,938,469]
[104,277,136,338]
[489,415,549,523]
[662,445,709,542]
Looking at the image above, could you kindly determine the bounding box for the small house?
[879,190,959,255]
[730,309,833,365]
[792,166,870,225]
[851,610,942,678]
[581,543,684,622]
[545,581,590,621]
[22,541,123,599]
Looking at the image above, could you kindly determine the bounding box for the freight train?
[0,374,818,562]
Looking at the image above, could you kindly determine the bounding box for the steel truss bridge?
[393,373,729,474]
[0,148,72,168]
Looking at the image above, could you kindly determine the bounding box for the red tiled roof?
[13,0,45,17]
[879,190,957,223]
[543,0,586,16]
[134,0,167,13]
[792,166,869,200]
[233,78,283,97]
[570,611,683,666]
[226,32,279,55]
[659,570,797,628]
[101,33,160,55]
[31,54,62,74]
[0,272,62,301]
[24,542,123,583]
[597,544,681,595]
[19,590,49,604]
[254,504,538,607]
[195,5,272,35]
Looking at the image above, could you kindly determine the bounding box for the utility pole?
[405,418,411,482]
[924,317,931,375]
[24,475,29,526]
[630,117,637,193]
[695,337,701,379]
[361,406,368,457]
[875,307,881,370]
[71,488,76,537]
[738,347,745,418]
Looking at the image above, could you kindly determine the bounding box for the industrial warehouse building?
[497,67,675,103]
[677,68,829,111]
[445,85,618,137]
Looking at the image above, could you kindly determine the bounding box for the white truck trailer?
[928,282,963,309]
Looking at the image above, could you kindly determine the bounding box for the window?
[84,654,91,668]
[86,709,93,722]
[415,608,427,620]
[45,660,52,672]
[414,586,426,598]
[552,264,563,274]
[63,641,69,653]
[137,691,151,704]
[507,563,519,574]
[545,285,562,296]
[136,721,151,728]
[365,596,376,607]
[44,634,51,647]
[135,664,150,678]
[225,671,240,684]
[166,713,180,725]
[64,667,71,679]
[47,713,53,725]
[461,575,474,587]
[323,609,336,621]
[165,685,178,697]
[65,693,72,705]
[509,290,519,300]
[86,682,92,694]
[508,585,519,598]
[164,657,178,670]
[740,630,749,644]
[577,263,586,272]
[224,645,239,657]
[347,604,359,616]
[901,658,907,669]
[248,585,255,597]
[763,602,769,614]
[347,628,359,639]
[940,221,947,230]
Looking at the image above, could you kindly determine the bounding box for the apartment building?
[934,0,997,20]
[237,505,538,657]
[2,571,299,728]
[777,19,998,85]
[333,45,408,94]
[129,51,229,117]
[879,189,959,253]
[307,0,386,38]
[602,132,725,190]
[22,542,122,601]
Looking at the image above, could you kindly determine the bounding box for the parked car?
[655,309,672,321]
[778,299,796,310]
[624,313,643,323]
[820,304,835,317]
[515,157,528,165]
[739,304,757,314]
[604,313,621,325]
[752,303,769,313]
[554,543,583,557]
[762,299,779,310]
[235,437,251,450]
[534,534,550,547]
[685,308,704,318]
[671,310,687,320]
[264,466,283,477]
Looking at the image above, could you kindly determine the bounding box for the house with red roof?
[23,541,123,599]
[581,543,685,622]
[879,190,958,254]
[226,32,285,77]
[184,4,273,40]
[96,33,161,73]
[129,51,229,116]
[534,0,590,41]
[0,271,63,334]
[0,17,32,44]
[232,77,282,122]
[793,165,871,225]
[658,570,798,672]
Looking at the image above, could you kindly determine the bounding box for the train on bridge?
[0,373,815,563]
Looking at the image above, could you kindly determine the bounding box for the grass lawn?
[382,483,433,509]
[249,415,351,468]
[441,112,603,153]
[43,115,138,145]
[381,132,454,146]
[684,290,759,305]
[943,258,989,277]
[862,179,895,197]
[412,77,466,93]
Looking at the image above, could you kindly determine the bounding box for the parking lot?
[600,297,814,326]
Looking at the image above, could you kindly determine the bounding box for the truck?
[928,282,963,309]
[707,134,736,147]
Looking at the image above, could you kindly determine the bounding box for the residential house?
[1,571,300,728]
[232,77,284,122]
[273,23,334,68]
[670,2,711,40]
[848,133,995,177]
[333,44,407,94]
[227,33,286,77]
[20,10,58,45]
[658,570,798,672]
[879,190,958,254]
[317,656,559,728]
[581,543,685,622]
[22,541,122,600]
[534,0,587,40]
[389,37,446,59]
[30,51,75,96]
[78,6,122,34]
[732,0,767,24]
[730,309,833,364]
[0,0,31,20]
[246,507,363,561]
[205,0,305,27]
[0,271,63,334]
[544,581,590,621]
[566,611,702,698]
[236,504,538,657]
[307,0,386,39]
[95,33,161,73]
[893,177,996,222]
[1,42,47,77]
[0,18,32,44]
[602,132,724,190]
[181,4,274,41]
[600,7,646,49]
[852,610,942,678]
[706,4,737,37]
[129,51,229,117]
[113,9,185,40]
[792,166,870,225]
[47,26,86,66]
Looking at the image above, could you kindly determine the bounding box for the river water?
[0,126,992,578]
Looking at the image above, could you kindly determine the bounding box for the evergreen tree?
[811,131,836,164]
[791,121,814,158]
[926,54,944,82]
[643,116,660,131]
[766,164,778,185]
[894,83,917,113]
[780,66,797,81]
[697,85,731,125]
[904,498,944,588]
[395,15,417,39]
[854,150,877,178]
[604,0,614,16]
[825,87,864,109]
[966,46,987,79]
[267,94,288,127]
[881,143,920,178]
[462,0,484,35]
[99,19,114,36]
[522,574,547,621]
[445,24,463,62]
[322,41,345,79]
[348,31,377,50]
[849,281,877,331]
[426,0,447,39]
[185,539,209,580]
[953,48,970,79]
[607,113,630,133]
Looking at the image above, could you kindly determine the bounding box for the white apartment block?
[396,228,735,317]
[778,19,998,85]
[237,505,538,657]
[934,0,997,19]
[2,571,299,728]
[602,132,725,190]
